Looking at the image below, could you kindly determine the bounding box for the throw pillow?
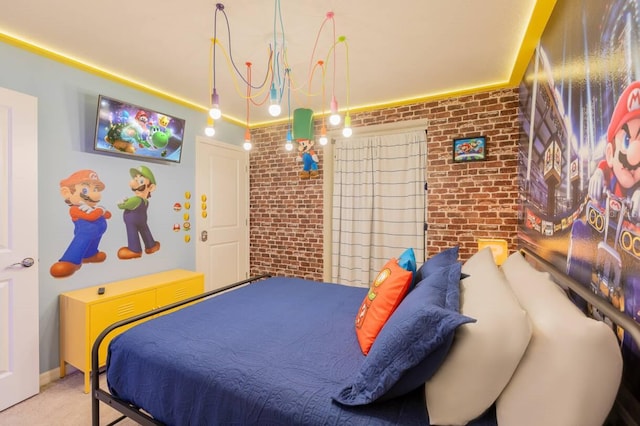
[496,251,622,426]
[397,248,417,277]
[336,262,475,405]
[424,247,532,425]
[355,257,413,355]
[414,246,459,285]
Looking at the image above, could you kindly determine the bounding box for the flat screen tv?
[94,95,186,163]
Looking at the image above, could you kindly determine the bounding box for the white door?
[0,87,39,410]
[195,137,249,291]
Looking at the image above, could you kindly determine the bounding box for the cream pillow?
[425,247,532,425]
[496,251,622,426]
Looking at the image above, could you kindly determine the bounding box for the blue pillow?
[413,246,459,285]
[334,262,475,405]
[382,262,465,400]
[397,248,417,275]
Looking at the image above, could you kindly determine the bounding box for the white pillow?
[425,247,532,425]
[496,251,622,426]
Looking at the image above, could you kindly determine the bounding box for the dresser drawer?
[90,289,156,366]
[156,277,203,306]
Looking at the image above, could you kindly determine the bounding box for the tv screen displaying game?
[94,95,186,163]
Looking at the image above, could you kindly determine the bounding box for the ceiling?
[0,1,557,128]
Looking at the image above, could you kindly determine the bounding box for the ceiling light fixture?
[284,68,294,151]
[210,89,221,120]
[243,62,253,151]
[342,115,352,137]
[207,2,354,143]
[268,83,281,117]
[340,36,352,138]
[268,0,286,118]
[208,3,224,125]
[329,96,341,126]
[317,60,328,146]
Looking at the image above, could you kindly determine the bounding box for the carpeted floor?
[0,371,140,426]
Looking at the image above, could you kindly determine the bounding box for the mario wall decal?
[50,170,111,278]
[117,165,161,259]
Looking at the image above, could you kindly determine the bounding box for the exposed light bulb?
[342,115,352,137]
[329,96,341,125]
[319,125,328,145]
[204,117,216,137]
[209,89,221,119]
[209,107,221,120]
[285,130,293,151]
[268,103,281,117]
[243,128,252,151]
[268,84,281,117]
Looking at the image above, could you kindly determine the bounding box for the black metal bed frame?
[89,252,640,425]
[90,274,270,426]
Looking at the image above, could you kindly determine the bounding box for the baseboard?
[39,365,78,388]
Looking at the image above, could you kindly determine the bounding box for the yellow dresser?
[59,269,204,393]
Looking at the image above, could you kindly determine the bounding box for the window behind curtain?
[331,129,427,287]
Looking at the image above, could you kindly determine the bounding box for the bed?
[90,247,639,426]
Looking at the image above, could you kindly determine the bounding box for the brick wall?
[249,87,520,279]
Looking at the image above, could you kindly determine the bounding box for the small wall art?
[452,136,487,163]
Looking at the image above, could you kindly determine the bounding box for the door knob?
[9,257,35,268]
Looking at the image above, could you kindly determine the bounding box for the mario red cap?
[60,169,105,190]
[135,110,148,121]
[607,81,640,143]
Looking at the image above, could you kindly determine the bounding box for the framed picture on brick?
[452,136,487,163]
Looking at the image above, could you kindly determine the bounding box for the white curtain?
[331,129,427,287]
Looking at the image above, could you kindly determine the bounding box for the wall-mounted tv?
[94,95,186,163]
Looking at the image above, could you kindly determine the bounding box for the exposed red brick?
[249,87,519,279]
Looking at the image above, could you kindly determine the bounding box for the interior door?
[0,87,39,410]
[195,137,249,291]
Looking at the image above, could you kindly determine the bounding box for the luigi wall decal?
[117,165,161,259]
[50,170,111,278]
[293,108,319,179]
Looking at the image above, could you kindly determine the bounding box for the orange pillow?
[355,258,413,355]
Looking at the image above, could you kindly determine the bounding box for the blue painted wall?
[0,40,244,373]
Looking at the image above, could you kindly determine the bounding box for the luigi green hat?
[293,108,314,140]
[130,165,156,185]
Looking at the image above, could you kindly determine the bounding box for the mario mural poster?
[50,166,160,278]
[517,0,640,396]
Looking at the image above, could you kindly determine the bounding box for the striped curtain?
[331,129,427,286]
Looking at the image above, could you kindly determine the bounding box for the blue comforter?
[107,277,495,425]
